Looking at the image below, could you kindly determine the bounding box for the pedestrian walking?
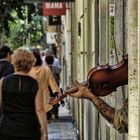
[29,48,62,122]
[45,48,63,120]
[0,45,14,78]
[45,48,61,86]
[0,48,48,140]
[0,45,14,117]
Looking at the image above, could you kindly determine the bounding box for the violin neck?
[64,80,88,95]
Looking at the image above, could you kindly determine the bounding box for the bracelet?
[43,134,47,137]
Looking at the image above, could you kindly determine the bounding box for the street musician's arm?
[69,81,128,133]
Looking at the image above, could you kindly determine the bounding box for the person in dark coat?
[0,45,14,117]
[0,45,14,78]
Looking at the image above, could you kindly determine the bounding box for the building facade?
[60,0,140,140]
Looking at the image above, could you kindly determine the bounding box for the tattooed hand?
[69,80,93,100]
[69,80,115,123]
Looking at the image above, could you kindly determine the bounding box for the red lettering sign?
[46,0,74,2]
[43,2,66,16]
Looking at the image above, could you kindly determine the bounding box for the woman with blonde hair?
[0,48,47,140]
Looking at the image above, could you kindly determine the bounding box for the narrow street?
[48,100,78,140]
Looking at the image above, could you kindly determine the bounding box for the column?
[128,0,140,139]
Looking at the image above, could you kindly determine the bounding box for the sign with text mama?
[46,0,74,2]
[43,2,66,16]
[24,0,43,3]
[24,0,74,3]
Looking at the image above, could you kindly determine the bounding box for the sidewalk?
[48,101,79,140]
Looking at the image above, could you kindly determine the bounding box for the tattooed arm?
[69,80,128,133]
[69,80,115,123]
[89,93,115,123]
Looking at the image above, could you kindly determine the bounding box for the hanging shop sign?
[24,0,43,3]
[48,16,61,25]
[24,0,74,3]
[45,0,75,2]
[43,2,66,16]
[47,26,57,32]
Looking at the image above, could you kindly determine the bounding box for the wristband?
[43,134,47,137]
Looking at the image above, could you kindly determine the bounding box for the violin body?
[88,54,128,96]
[49,54,128,105]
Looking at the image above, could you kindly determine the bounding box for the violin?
[49,54,128,105]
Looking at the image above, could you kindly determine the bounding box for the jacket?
[29,65,59,112]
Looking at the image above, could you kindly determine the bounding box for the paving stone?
[48,102,78,140]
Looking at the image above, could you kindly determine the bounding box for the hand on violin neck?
[56,88,64,97]
[69,80,93,100]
